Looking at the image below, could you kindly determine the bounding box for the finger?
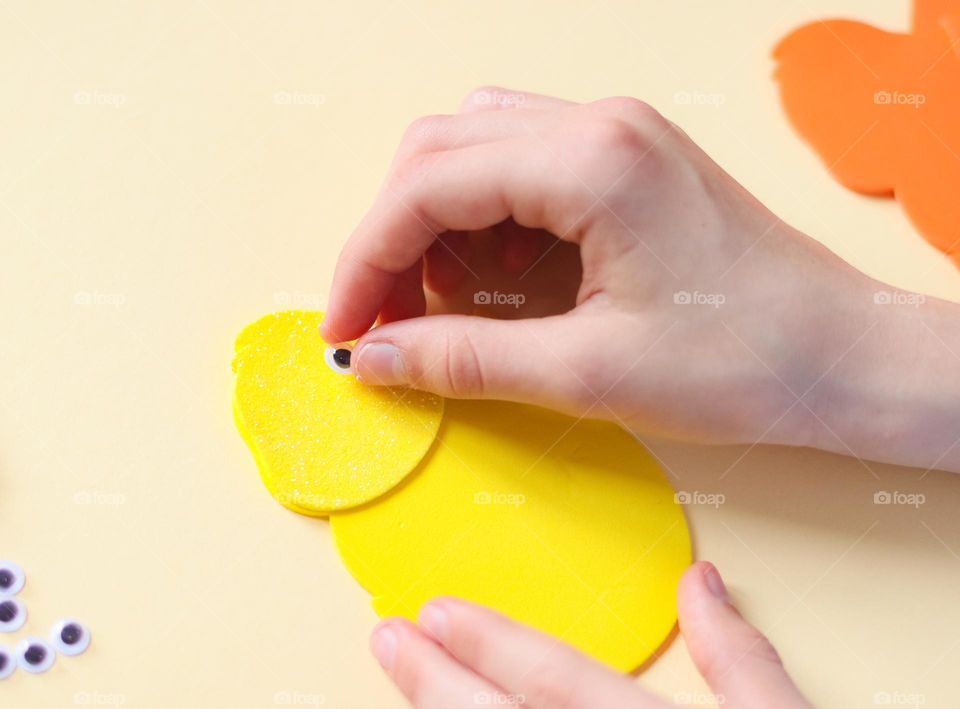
[352,311,607,413]
[424,231,472,295]
[377,260,426,325]
[321,136,604,342]
[392,108,564,163]
[414,597,666,709]
[677,562,812,709]
[370,619,504,709]
[460,86,577,112]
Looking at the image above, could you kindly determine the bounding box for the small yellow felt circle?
[330,399,691,671]
[232,310,444,514]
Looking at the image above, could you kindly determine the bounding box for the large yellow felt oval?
[330,399,691,671]
[232,311,444,514]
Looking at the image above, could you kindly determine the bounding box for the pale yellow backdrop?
[2,1,959,707]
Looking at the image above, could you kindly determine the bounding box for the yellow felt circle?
[232,310,444,515]
[330,399,691,671]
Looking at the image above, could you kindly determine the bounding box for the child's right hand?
[322,88,960,471]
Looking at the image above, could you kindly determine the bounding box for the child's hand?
[322,87,867,447]
[323,88,960,471]
[369,562,811,708]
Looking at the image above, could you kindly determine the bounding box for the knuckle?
[561,114,666,199]
[400,114,448,154]
[441,331,486,397]
[700,629,783,687]
[572,116,650,165]
[520,656,582,709]
[591,96,668,132]
[750,634,784,668]
[389,648,426,704]
[389,151,437,192]
[447,613,500,669]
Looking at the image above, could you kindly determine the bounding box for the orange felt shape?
[773,0,960,265]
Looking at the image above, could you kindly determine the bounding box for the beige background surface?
[2,1,959,707]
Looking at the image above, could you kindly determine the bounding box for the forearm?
[802,280,960,473]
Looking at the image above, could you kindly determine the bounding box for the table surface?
[2,1,959,707]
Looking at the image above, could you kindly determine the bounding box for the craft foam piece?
[773,0,960,265]
[331,398,691,671]
[232,310,443,514]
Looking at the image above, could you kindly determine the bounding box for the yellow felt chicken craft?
[232,310,690,671]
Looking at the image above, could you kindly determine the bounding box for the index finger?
[320,135,586,342]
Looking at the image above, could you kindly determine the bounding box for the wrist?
[740,238,874,452]
[798,277,960,471]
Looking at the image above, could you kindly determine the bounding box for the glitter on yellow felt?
[232,310,443,514]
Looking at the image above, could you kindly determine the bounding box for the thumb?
[677,562,811,709]
[351,313,600,412]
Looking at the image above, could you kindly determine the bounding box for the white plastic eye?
[323,345,353,374]
[0,598,26,632]
[0,645,14,680]
[15,637,54,674]
[0,561,24,596]
[50,619,91,656]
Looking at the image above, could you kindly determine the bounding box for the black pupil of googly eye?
[24,645,46,665]
[0,601,17,622]
[61,623,83,645]
[332,348,351,368]
[0,569,11,589]
[0,654,7,671]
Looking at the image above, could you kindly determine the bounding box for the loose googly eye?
[50,619,90,656]
[323,345,353,374]
[0,598,26,632]
[0,561,24,596]
[0,645,14,680]
[15,637,54,674]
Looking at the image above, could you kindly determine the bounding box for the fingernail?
[356,343,406,386]
[370,624,398,669]
[704,563,727,600]
[418,603,448,642]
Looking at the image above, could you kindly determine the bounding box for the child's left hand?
[370,562,811,708]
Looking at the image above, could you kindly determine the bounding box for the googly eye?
[50,619,90,656]
[0,645,14,680]
[323,345,353,374]
[0,598,26,632]
[15,637,54,674]
[0,561,24,596]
